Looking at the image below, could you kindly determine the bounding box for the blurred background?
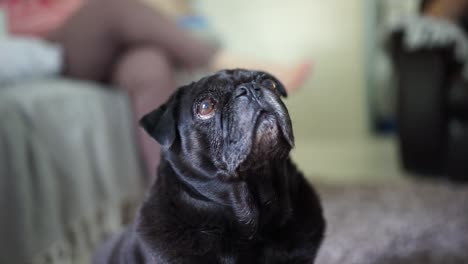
[197,0,380,182]
[193,0,416,182]
[1,0,468,263]
[192,0,466,182]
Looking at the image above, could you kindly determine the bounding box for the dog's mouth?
[223,107,294,173]
[222,88,294,173]
[256,109,293,144]
[232,111,292,172]
[252,111,293,154]
[253,112,281,144]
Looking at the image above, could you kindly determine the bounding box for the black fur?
[95,69,325,264]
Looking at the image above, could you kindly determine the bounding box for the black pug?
[95,69,325,263]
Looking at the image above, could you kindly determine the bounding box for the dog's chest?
[204,232,274,264]
[216,247,262,264]
[218,253,237,264]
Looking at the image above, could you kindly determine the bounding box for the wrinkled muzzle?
[222,84,294,173]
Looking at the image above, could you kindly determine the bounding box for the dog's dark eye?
[261,79,277,91]
[197,97,216,118]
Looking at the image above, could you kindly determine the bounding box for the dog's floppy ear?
[259,71,288,98]
[140,96,178,148]
[275,79,288,98]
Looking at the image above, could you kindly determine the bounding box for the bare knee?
[113,47,175,94]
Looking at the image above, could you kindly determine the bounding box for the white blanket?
[390,15,468,78]
[0,79,145,264]
[0,37,63,86]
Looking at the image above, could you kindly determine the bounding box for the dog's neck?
[161,154,295,238]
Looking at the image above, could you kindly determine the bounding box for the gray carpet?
[314,179,468,264]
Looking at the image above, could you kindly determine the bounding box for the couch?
[0,79,145,263]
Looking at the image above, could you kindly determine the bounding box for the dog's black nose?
[235,86,249,98]
[235,85,261,99]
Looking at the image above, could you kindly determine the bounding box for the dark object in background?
[94,70,325,263]
[448,121,468,181]
[389,31,468,181]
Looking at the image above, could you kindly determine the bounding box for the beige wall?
[197,0,369,141]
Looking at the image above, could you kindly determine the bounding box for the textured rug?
[315,179,468,264]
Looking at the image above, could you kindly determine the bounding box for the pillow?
[0,37,63,86]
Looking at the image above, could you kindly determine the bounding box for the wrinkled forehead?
[191,70,273,95]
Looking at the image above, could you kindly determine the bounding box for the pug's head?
[140,69,294,176]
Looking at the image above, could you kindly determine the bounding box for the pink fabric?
[3,0,83,37]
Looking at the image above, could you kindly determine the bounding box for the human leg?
[112,47,175,179]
